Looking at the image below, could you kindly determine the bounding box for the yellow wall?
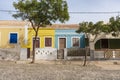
[27,28,55,51]
[0,27,55,50]
[0,27,26,48]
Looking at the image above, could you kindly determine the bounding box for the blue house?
[55,29,85,49]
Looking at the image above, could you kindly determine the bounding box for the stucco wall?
[55,29,85,49]
[0,27,25,48]
[27,28,55,51]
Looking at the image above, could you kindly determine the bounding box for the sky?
[0,0,120,24]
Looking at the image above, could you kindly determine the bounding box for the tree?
[13,0,69,63]
[76,21,109,66]
[108,16,120,36]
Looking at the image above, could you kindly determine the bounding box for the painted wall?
[55,29,85,49]
[0,27,85,50]
[0,27,26,48]
[27,28,55,51]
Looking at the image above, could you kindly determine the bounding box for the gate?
[57,49,64,59]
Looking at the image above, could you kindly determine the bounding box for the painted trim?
[44,36,52,48]
[9,32,19,44]
[71,37,80,47]
[58,37,67,49]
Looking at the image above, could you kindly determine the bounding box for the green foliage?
[108,16,120,36]
[77,16,120,37]
[13,0,69,63]
[13,0,69,27]
[77,21,109,35]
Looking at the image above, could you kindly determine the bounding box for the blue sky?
[0,0,120,24]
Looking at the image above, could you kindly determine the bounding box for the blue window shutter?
[10,33,17,44]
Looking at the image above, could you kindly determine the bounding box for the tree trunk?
[89,41,95,60]
[83,48,87,66]
[31,31,38,63]
[83,47,89,66]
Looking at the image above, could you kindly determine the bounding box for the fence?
[94,49,120,60]
[34,47,90,60]
[67,48,90,56]
[66,48,90,60]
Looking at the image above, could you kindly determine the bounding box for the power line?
[0,10,120,14]
[69,11,120,14]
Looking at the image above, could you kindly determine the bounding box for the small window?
[45,37,52,47]
[9,33,18,44]
[72,38,80,47]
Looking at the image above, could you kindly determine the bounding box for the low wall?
[35,48,57,60]
[0,48,20,61]
[94,51,105,59]
[94,50,120,60]
[64,48,90,60]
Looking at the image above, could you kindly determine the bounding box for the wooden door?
[33,37,40,48]
[59,38,66,49]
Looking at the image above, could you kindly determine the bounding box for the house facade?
[0,20,26,48]
[0,20,87,60]
[55,29,85,49]
[27,28,55,51]
[0,20,85,50]
[89,33,120,60]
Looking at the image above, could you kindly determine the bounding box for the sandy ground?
[0,60,120,80]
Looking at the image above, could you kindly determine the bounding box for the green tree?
[76,21,110,47]
[13,0,69,63]
[76,21,110,66]
[108,16,120,36]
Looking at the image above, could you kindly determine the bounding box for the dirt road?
[0,60,120,80]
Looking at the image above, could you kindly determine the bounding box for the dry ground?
[0,60,120,80]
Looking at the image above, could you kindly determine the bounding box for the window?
[95,39,120,49]
[33,37,40,48]
[72,37,80,47]
[9,33,18,44]
[45,37,52,47]
[101,39,108,48]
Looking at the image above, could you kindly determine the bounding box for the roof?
[46,24,79,30]
[0,20,79,29]
[0,20,26,27]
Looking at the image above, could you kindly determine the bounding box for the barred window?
[72,38,80,47]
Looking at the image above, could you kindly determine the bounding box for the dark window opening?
[101,39,108,49]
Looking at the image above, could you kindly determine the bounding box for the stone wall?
[0,48,20,61]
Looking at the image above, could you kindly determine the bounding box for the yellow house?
[27,28,55,51]
[0,20,55,52]
[0,20,27,48]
